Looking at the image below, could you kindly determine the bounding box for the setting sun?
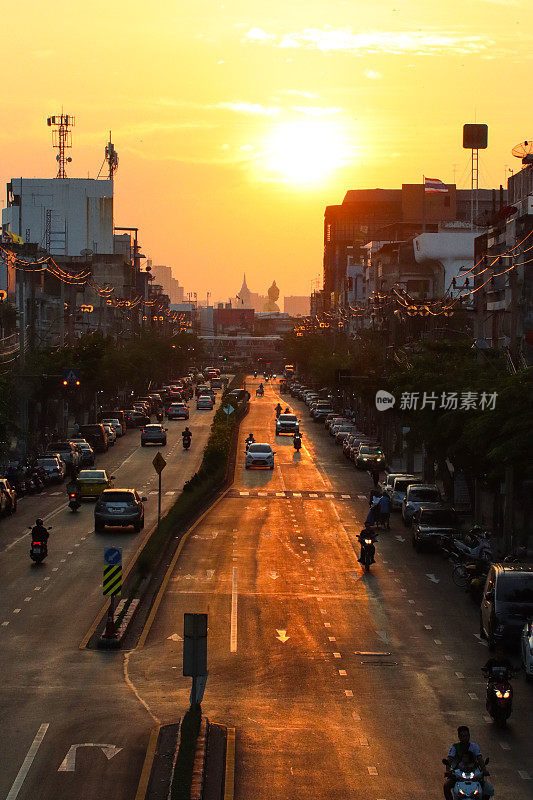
[261,120,352,186]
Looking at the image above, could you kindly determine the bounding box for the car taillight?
[142,429,146,434]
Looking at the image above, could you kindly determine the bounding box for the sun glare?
[262,120,352,186]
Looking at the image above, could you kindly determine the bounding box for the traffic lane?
[0,402,217,623]
[0,404,219,800]
[125,487,456,800]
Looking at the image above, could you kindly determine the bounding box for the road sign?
[62,368,81,383]
[152,452,167,474]
[183,613,208,676]
[103,564,122,596]
[223,404,234,416]
[104,547,122,566]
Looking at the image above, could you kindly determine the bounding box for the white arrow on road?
[395,535,405,543]
[426,573,440,584]
[206,570,215,580]
[58,744,122,772]
[276,629,290,643]
[377,630,391,644]
[167,633,183,642]
[269,571,279,580]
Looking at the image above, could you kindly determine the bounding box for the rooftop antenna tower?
[463,123,488,228]
[47,113,75,178]
[511,140,533,166]
[98,131,119,179]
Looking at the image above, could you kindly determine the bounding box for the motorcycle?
[183,436,191,451]
[156,410,164,422]
[256,388,264,397]
[358,532,377,573]
[29,525,51,565]
[293,436,302,452]
[245,438,255,452]
[443,759,490,800]
[483,667,514,727]
[68,490,81,512]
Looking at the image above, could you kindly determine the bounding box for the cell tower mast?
[97,131,119,179]
[47,113,75,178]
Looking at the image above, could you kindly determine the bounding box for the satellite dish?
[512,140,533,164]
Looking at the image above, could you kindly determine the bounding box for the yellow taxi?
[77,469,114,499]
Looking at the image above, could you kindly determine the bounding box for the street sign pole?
[152,452,167,539]
[102,548,122,643]
[158,471,162,534]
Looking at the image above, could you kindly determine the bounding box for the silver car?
[391,475,423,510]
[401,484,442,526]
[141,424,168,446]
[245,443,275,470]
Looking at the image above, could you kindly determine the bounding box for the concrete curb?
[190,716,208,800]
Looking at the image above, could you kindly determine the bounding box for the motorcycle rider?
[31,518,49,551]
[182,426,192,445]
[245,433,255,450]
[357,525,377,565]
[444,727,493,800]
[446,750,489,798]
[284,406,290,414]
[257,382,264,396]
[293,431,302,449]
[275,403,282,418]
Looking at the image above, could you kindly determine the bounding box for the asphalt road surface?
[127,378,533,800]
[0,398,219,800]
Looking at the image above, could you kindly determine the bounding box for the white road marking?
[276,629,290,643]
[58,743,122,772]
[13,609,20,614]
[230,567,238,653]
[328,637,336,642]
[518,771,530,780]
[276,492,285,497]
[309,493,318,498]
[52,567,59,572]
[345,690,353,697]
[352,711,360,720]
[358,737,369,746]
[339,669,347,676]
[408,600,415,604]
[6,723,49,800]
[445,655,453,661]
[333,653,341,658]
[2,621,9,627]
[324,622,331,628]
[424,625,432,630]
[499,742,510,750]
[341,494,351,499]
[473,633,488,647]
[367,766,378,775]
[396,536,405,543]
[34,586,41,591]
[468,692,478,700]
[455,672,464,678]
[426,573,440,583]
[43,577,50,581]
[293,492,302,497]
[24,597,31,603]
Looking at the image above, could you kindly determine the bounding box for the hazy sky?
[1,0,531,301]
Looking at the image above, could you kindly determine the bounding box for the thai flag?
[424,177,448,193]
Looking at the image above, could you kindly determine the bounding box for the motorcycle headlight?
[495,689,503,698]
[503,689,510,698]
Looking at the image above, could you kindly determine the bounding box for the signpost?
[152,452,167,534]
[102,547,122,642]
[183,613,208,706]
[223,404,234,427]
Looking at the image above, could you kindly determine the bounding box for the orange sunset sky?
[1,0,531,302]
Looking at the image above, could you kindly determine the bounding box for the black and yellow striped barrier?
[103,564,122,596]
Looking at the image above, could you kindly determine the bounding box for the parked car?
[197,395,214,410]
[390,475,423,510]
[77,468,114,499]
[355,444,385,469]
[245,443,276,470]
[78,424,108,452]
[100,418,123,438]
[95,488,147,533]
[141,424,168,446]
[411,505,459,551]
[99,410,126,435]
[36,456,66,483]
[521,620,533,681]
[0,478,17,515]
[379,472,405,496]
[70,440,95,466]
[102,424,116,446]
[275,414,300,436]
[48,441,82,472]
[335,425,357,444]
[480,565,533,648]
[312,403,334,421]
[401,484,442,526]
[330,420,350,437]
[167,403,189,420]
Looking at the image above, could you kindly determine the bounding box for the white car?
[245,443,275,470]
[101,418,123,437]
[390,475,423,510]
[521,620,533,681]
[401,484,442,525]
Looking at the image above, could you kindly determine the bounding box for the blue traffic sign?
[62,368,81,382]
[104,547,122,566]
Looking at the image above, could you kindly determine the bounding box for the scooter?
[256,388,264,397]
[183,436,191,451]
[156,410,164,422]
[358,533,377,573]
[293,436,302,452]
[68,491,81,512]
[484,668,514,727]
[29,526,51,564]
[443,759,490,800]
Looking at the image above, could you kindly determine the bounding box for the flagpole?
[422,175,426,233]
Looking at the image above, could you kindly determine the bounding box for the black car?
[125,409,150,428]
[411,505,459,551]
[480,564,533,647]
